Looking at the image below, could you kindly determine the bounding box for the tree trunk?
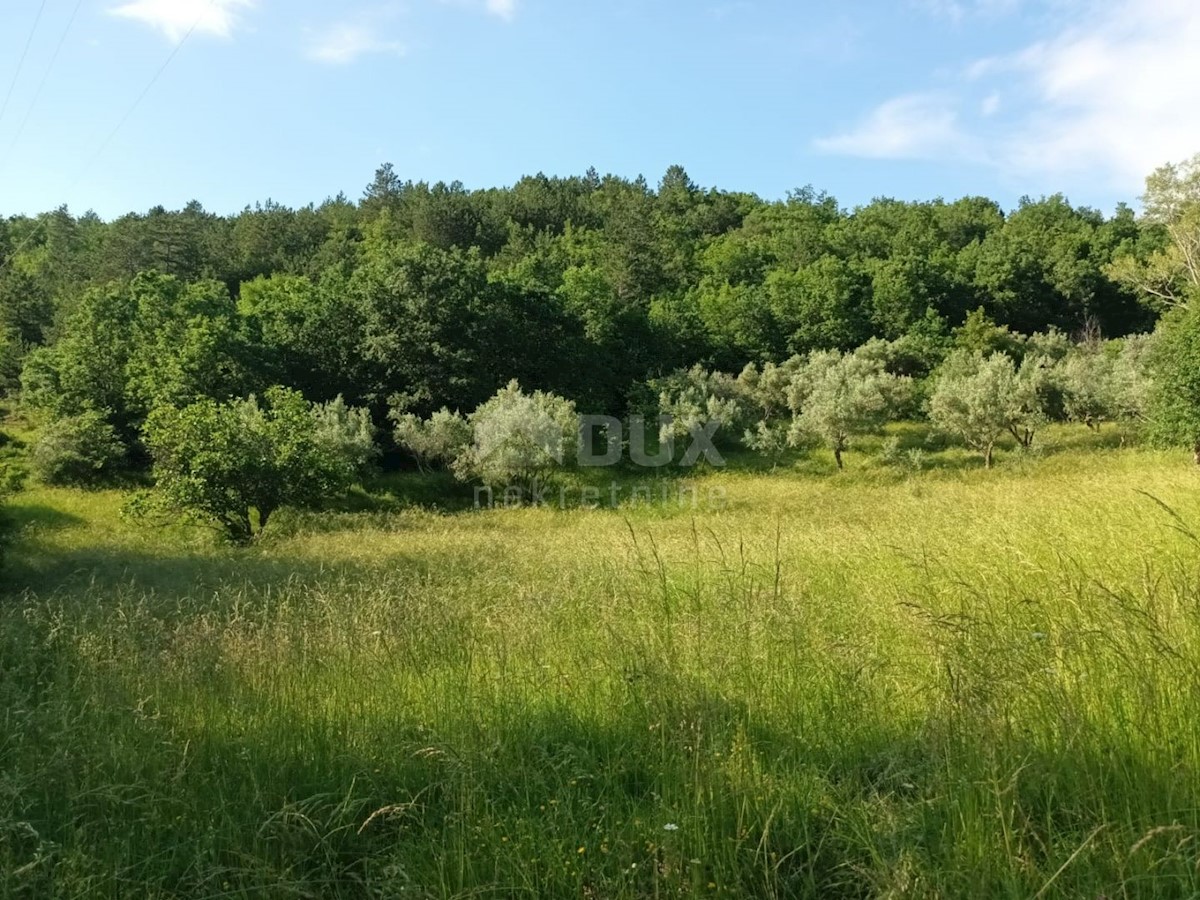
[834,446,844,470]
[984,444,994,469]
[1194,440,1200,467]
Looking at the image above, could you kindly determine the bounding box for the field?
[4,427,1200,898]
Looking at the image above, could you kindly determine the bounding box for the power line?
[1,2,211,273]
[69,4,212,190]
[0,0,50,131]
[0,0,86,172]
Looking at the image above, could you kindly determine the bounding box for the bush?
[30,410,126,486]
[137,387,375,543]
[1147,305,1200,460]
[312,395,379,478]
[392,407,472,472]
[451,381,578,495]
[652,366,751,449]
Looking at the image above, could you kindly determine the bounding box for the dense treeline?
[0,164,1164,426]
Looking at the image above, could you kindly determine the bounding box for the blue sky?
[0,0,1197,219]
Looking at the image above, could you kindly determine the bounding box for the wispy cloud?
[306,23,405,65]
[109,0,255,42]
[817,0,1200,193]
[814,93,981,162]
[438,0,519,21]
[484,0,517,21]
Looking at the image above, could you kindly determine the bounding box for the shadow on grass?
[5,503,85,532]
[0,536,467,604]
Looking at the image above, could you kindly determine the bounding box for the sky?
[0,0,1198,219]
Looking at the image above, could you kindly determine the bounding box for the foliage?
[19,273,254,440]
[652,366,751,449]
[929,351,1030,467]
[786,350,911,468]
[29,410,126,486]
[1108,153,1200,309]
[311,395,380,480]
[1,164,1162,428]
[392,406,472,472]
[450,381,578,495]
[1146,304,1200,457]
[138,387,372,543]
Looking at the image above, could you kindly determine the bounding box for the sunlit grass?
[3,426,1200,897]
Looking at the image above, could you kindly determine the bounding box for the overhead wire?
[0,0,87,171]
[1,1,212,273]
[0,0,49,130]
[69,3,212,190]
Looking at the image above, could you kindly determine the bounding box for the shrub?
[450,381,578,495]
[653,366,751,449]
[29,410,126,486]
[392,407,472,472]
[312,395,379,479]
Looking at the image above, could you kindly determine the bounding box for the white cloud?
[996,0,1200,185]
[814,93,982,162]
[817,0,1200,194]
[438,0,519,21]
[307,24,405,65]
[485,0,517,20]
[109,0,254,42]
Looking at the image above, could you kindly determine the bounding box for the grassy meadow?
[4,426,1200,898]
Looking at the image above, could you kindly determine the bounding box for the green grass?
[4,426,1200,898]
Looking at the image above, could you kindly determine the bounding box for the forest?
[2,161,1199,508]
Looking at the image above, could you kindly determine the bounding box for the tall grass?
[3,433,1200,897]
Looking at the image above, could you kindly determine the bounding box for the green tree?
[1146,304,1200,462]
[139,387,374,543]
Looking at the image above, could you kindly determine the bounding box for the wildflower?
[1032,632,1047,641]
[663,823,679,832]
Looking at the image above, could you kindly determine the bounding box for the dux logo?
[578,416,725,468]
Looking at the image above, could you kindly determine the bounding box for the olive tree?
[392,407,472,472]
[929,351,1027,468]
[450,381,578,496]
[138,387,375,543]
[1109,334,1155,425]
[786,350,911,470]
